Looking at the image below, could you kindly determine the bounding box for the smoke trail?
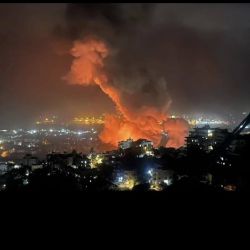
[65,38,189,148]
[65,38,131,119]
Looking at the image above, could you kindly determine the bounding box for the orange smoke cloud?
[65,39,131,119]
[65,38,189,149]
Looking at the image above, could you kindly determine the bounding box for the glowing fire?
[1,150,9,158]
[65,38,189,148]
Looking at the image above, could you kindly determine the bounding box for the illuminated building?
[147,168,174,191]
[88,153,104,169]
[118,138,133,150]
[187,118,229,128]
[31,164,43,171]
[118,138,154,157]
[135,139,153,149]
[0,162,8,175]
[102,151,119,166]
[134,139,154,157]
[186,125,229,152]
[114,170,138,190]
[0,161,15,175]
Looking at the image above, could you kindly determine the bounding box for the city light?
[0,111,249,192]
[27,130,37,134]
[23,179,29,185]
[163,179,172,186]
[36,117,55,125]
[208,130,213,137]
[88,154,104,169]
[72,116,104,125]
[147,169,153,176]
[1,4,250,193]
[118,177,136,190]
[150,182,162,191]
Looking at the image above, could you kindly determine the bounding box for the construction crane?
[216,112,250,154]
[209,112,250,167]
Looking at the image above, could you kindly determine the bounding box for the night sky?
[0,3,250,128]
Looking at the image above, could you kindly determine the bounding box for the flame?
[1,150,9,158]
[65,38,189,149]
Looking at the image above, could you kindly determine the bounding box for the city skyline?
[1,3,250,192]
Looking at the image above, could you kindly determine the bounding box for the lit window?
[208,130,213,137]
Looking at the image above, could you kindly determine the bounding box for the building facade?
[186,125,229,152]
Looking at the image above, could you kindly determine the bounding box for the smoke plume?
[62,4,189,148]
[65,37,189,148]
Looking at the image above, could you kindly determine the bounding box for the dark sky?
[0,3,250,128]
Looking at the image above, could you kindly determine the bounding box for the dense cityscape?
[0,112,249,192]
[1,3,250,192]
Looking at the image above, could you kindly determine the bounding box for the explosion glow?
[65,38,189,149]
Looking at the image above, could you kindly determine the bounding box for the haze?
[0,3,250,128]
